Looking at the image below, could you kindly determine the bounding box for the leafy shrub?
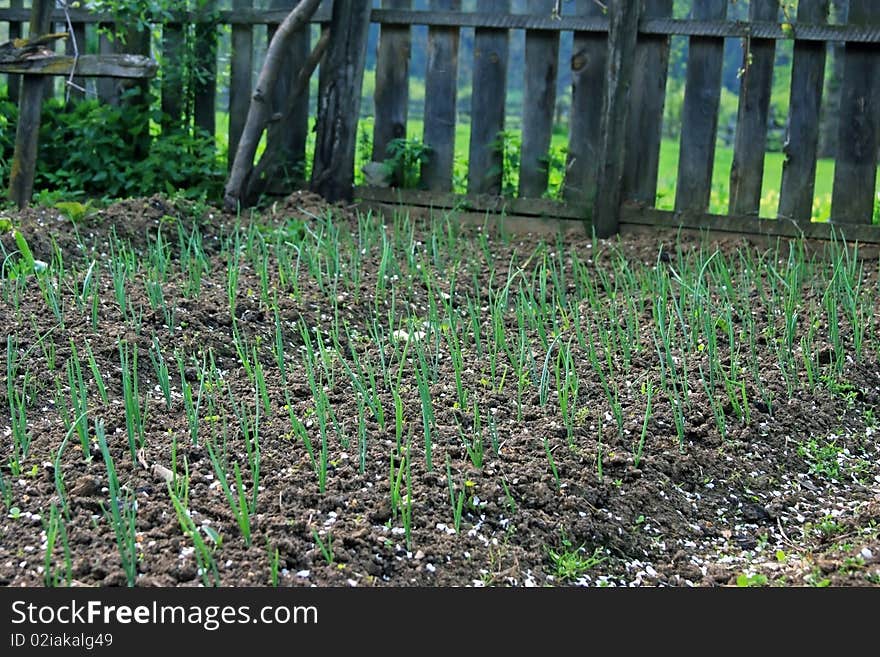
[0,93,223,201]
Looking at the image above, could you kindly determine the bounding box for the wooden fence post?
[830,0,880,225]
[373,0,411,185]
[622,0,673,206]
[564,0,607,209]
[96,24,116,104]
[7,0,52,209]
[7,0,23,104]
[592,0,641,238]
[194,3,219,139]
[421,0,462,192]
[229,0,254,168]
[778,0,829,224]
[729,0,779,217]
[63,20,87,103]
[269,0,311,186]
[674,0,728,214]
[518,0,560,199]
[162,20,186,132]
[311,0,372,201]
[467,0,510,196]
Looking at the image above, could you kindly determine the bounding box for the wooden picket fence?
[2,1,880,241]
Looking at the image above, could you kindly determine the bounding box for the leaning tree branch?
[245,29,330,204]
[224,0,323,211]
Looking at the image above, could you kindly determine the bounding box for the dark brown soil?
[1,193,878,588]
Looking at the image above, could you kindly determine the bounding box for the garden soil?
[1,193,878,587]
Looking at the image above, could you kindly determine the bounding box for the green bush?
[0,93,223,201]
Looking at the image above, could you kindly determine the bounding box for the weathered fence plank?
[778,0,829,223]
[592,0,641,237]
[421,0,462,192]
[162,22,185,131]
[467,0,510,195]
[518,0,559,199]
[729,0,779,216]
[311,0,372,201]
[63,20,87,102]
[622,0,673,206]
[4,7,880,42]
[6,0,23,103]
[373,0,411,184]
[830,0,880,225]
[268,0,311,186]
[229,0,254,168]
[564,0,607,208]
[7,0,53,208]
[675,0,728,214]
[0,54,157,78]
[194,5,218,138]
[96,24,116,104]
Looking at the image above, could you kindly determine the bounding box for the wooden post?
[162,21,186,132]
[63,20,87,103]
[7,0,52,209]
[269,0,311,186]
[564,0,606,209]
[592,0,641,238]
[7,0,23,104]
[467,0,510,196]
[372,0,412,186]
[421,0,462,192]
[229,0,254,168]
[311,0,372,201]
[830,0,880,225]
[518,0,559,199]
[622,0,673,206]
[778,0,829,224]
[674,0,728,214]
[194,4,218,139]
[96,24,116,104]
[728,0,779,217]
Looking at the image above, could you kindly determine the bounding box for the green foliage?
[545,532,606,583]
[736,572,769,587]
[798,438,843,481]
[384,138,431,189]
[0,94,223,200]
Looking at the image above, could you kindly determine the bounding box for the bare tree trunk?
[310,0,373,202]
[223,0,323,211]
